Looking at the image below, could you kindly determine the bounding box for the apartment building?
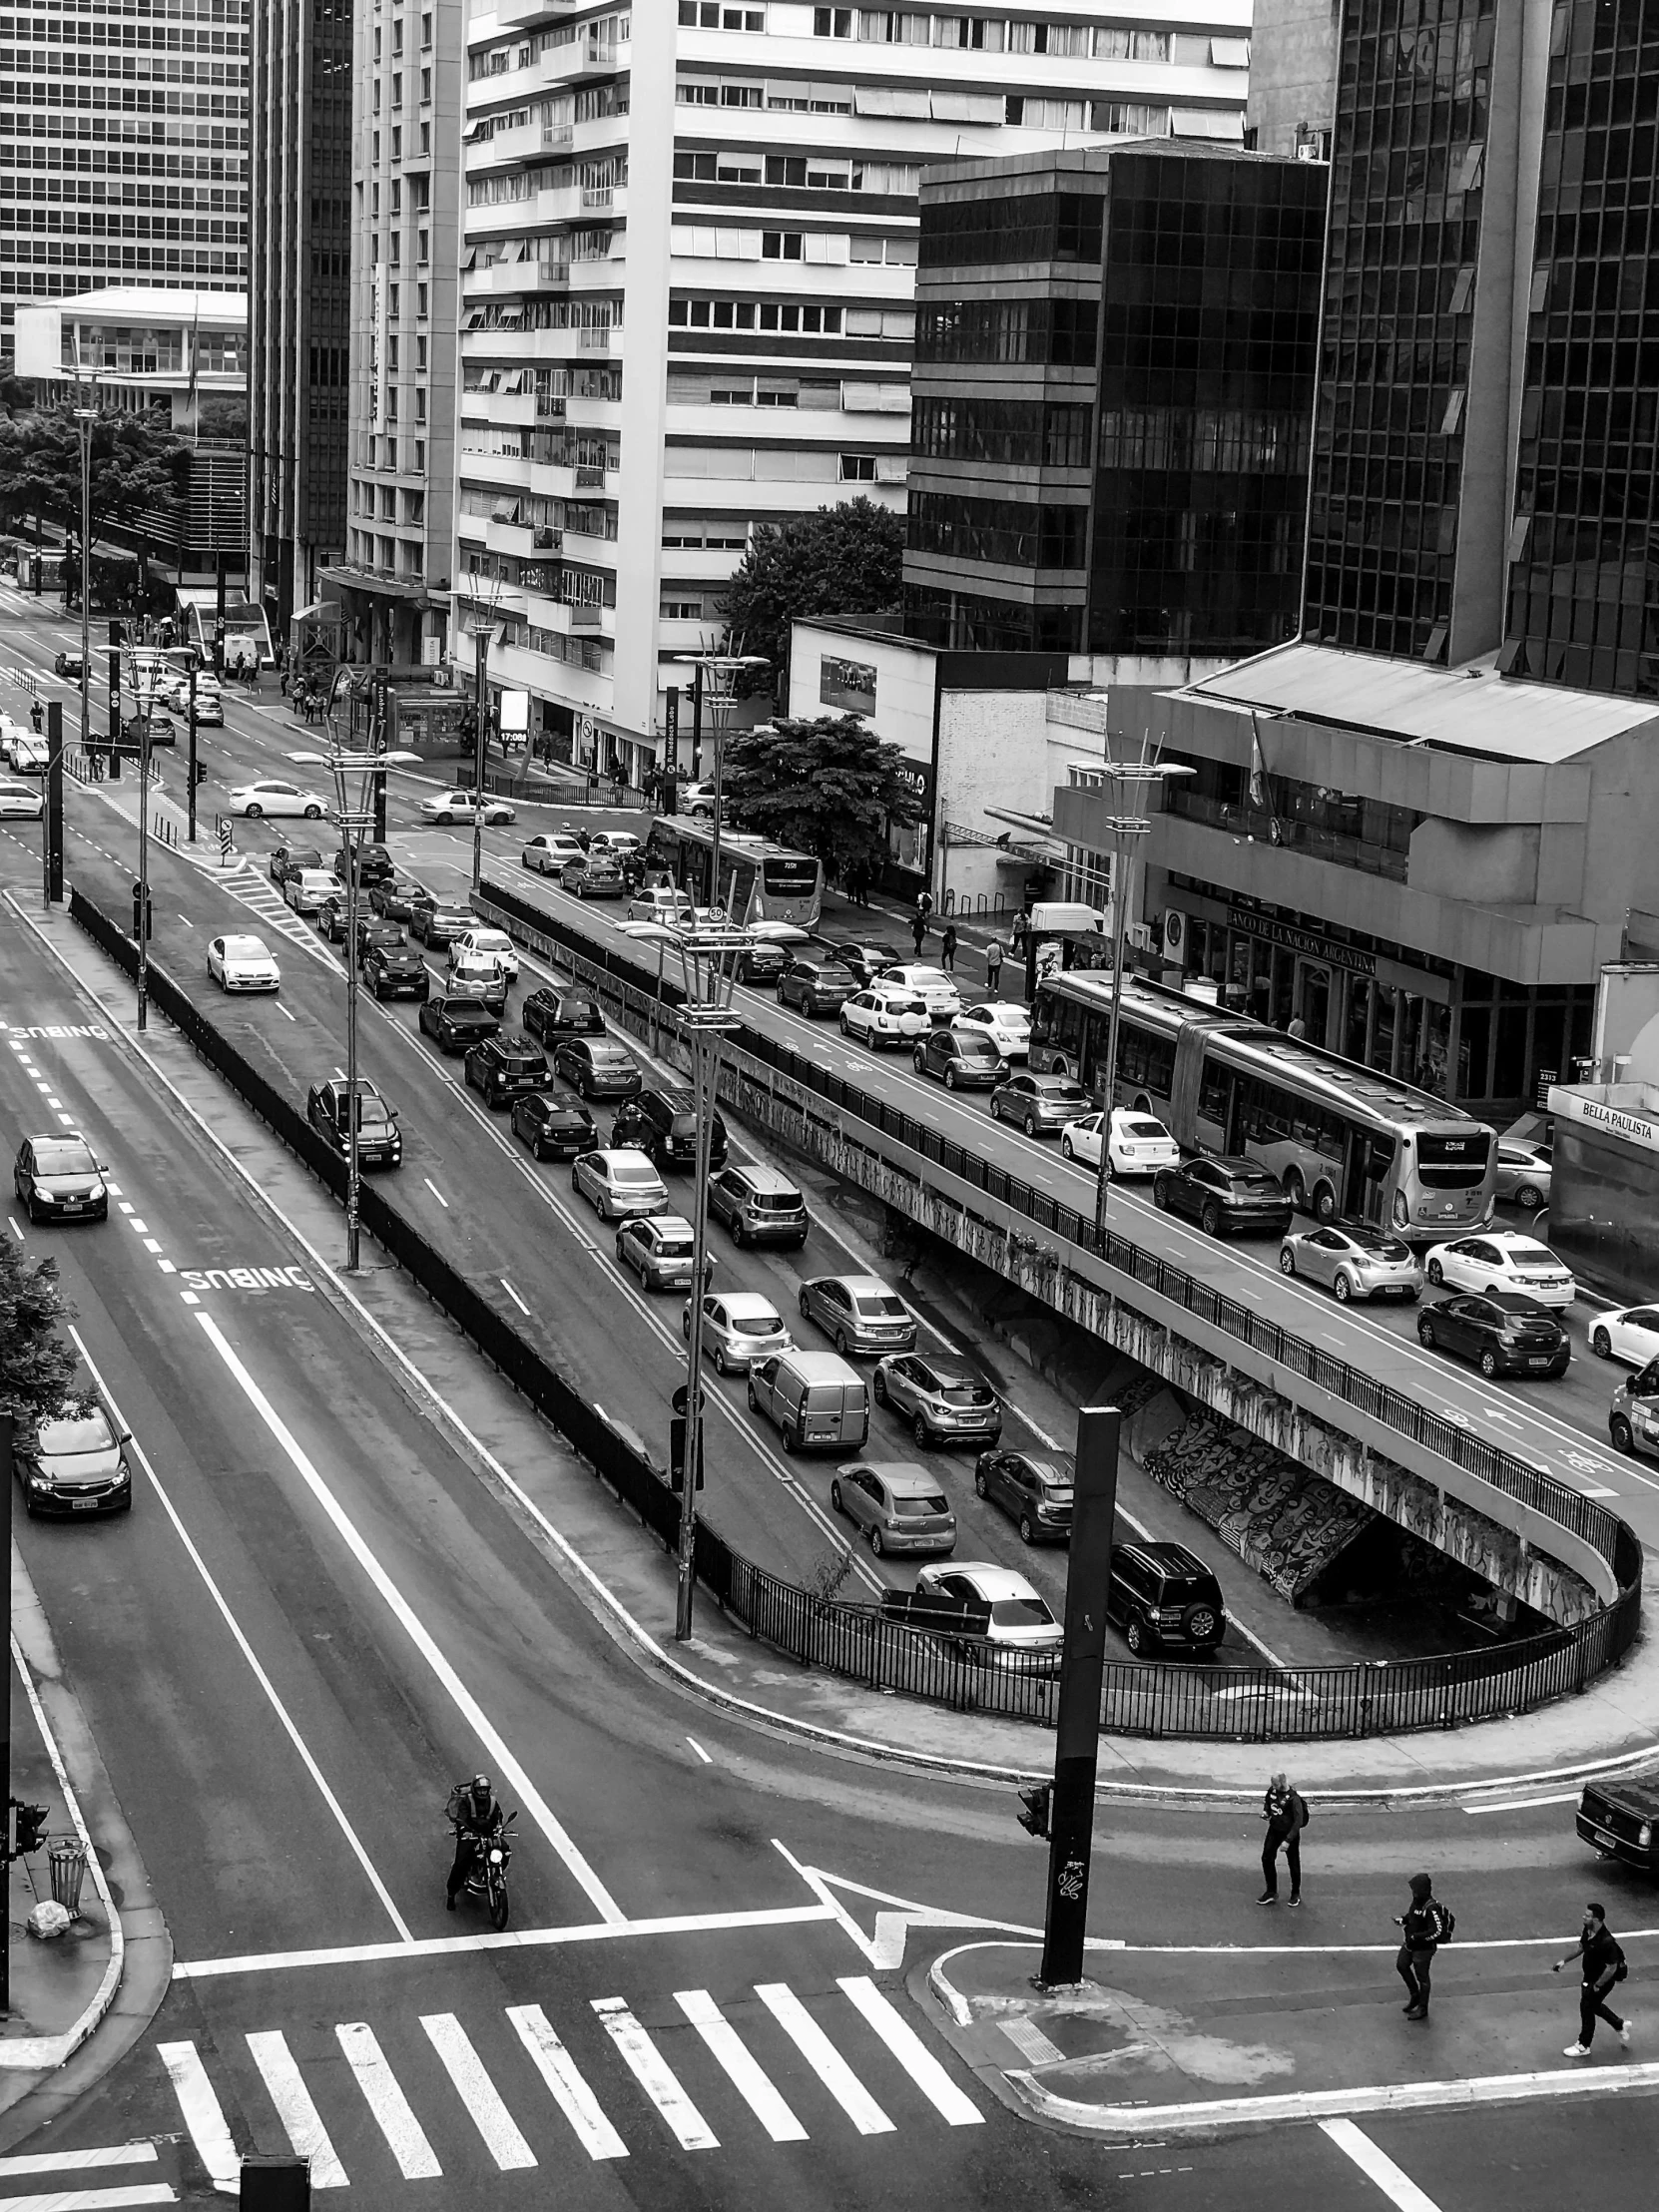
[454,1,1252,787]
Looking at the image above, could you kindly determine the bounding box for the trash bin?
[48,1841,87,1918]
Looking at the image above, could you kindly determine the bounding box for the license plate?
[71,1498,98,1511]
[61,1201,82,1212]
[1527,1356,1551,1368]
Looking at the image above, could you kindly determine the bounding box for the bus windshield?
[762,855,821,897]
[1416,1132,1491,1188]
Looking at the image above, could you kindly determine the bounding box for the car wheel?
[1334,1272,1354,1304]
[872,1370,888,1405]
[1313,1182,1338,1224]
[714,1349,731,1377]
[614,1234,627,1264]
[1417,1318,1436,1348]
[944,1068,958,1091]
[838,1012,851,1036]
[1612,1414,1635,1454]
[869,1526,884,1557]
[1200,1202,1222,1238]
[1279,1247,1296,1276]
[973,1467,988,1498]
[1126,1617,1146,1656]
[1516,1183,1544,1211]
[245,803,263,818]
[747,1379,760,1412]
[1186,1605,1219,1644]
[1153,1177,1172,1212]
[1283,1170,1306,1214]
[25,1193,38,1224]
[303,805,321,820]
[1024,1111,1039,1137]
[834,1329,851,1358]
[731,1221,748,1249]
[782,1422,802,1455]
[912,1413,931,1449]
[798,1289,812,1318]
[1478,1350,1499,1379]
[1018,1513,1036,1546]
[1426,1258,1444,1285]
[1592,1327,1612,1359]
[830,1479,843,1514]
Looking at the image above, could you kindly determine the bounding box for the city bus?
[644,819,824,929]
[1029,967,1497,1239]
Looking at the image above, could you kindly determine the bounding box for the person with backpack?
[1393,1872,1452,2020]
[1257,1772,1308,1907]
[1555,1902,1632,2055]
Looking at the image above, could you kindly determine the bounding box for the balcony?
[569,601,605,631]
[543,122,574,152]
[577,325,614,351]
[581,185,613,212]
[574,463,606,488]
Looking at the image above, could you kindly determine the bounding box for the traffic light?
[8,1800,49,1858]
[1016,1783,1051,1841]
[131,880,154,940]
[195,760,209,786]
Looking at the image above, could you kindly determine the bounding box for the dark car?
[1577,1776,1659,1874]
[734,935,791,986]
[419,994,501,1053]
[269,842,323,887]
[464,1029,551,1106]
[14,1404,132,1519]
[873,1350,1002,1448]
[354,915,405,963]
[813,936,905,988]
[1415,1290,1570,1379]
[913,1027,1003,1091]
[304,1078,402,1168]
[53,649,87,679]
[12,1133,110,1223]
[777,956,858,1017]
[523,985,605,1041]
[335,839,394,887]
[974,1448,1074,1545]
[410,898,473,945]
[362,942,430,1001]
[565,853,626,899]
[553,1036,642,1100]
[369,871,428,921]
[315,892,350,943]
[1153,1154,1294,1239]
[1107,1541,1227,1656]
[511,1093,599,1162]
[629,1085,729,1172]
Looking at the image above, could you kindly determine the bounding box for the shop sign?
[1227,906,1377,977]
[1548,1085,1659,1155]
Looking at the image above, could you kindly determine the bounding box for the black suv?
[335,840,394,886]
[304,1078,402,1169]
[1416,1290,1570,1379]
[464,1030,551,1107]
[777,957,857,1018]
[363,942,430,1001]
[813,936,905,988]
[523,986,605,1040]
[1106,1542,1226,1656]
[629,1086,729,1171]
[410,898,472,945]
[1578,1776,1659,1874]
[1153,1155,1293,1239]
[419,994,500,1053]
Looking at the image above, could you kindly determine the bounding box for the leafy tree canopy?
[721,714,923,876]
[718,496,903,695]
[0,406,187,548]
[0,1240,85,1432]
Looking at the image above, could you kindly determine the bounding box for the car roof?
[1486,1289,1555,1314]
[593,1147,660,1170]
[726,1162,797,1190]
[1213,1153,1271,1174]
[220,935,273,955]
[860,1463,944,1495]
[915,1351,988,1381]
[720,1291,783,1317]
[929,1563,1040,1600]
[822,1274,889,1294]
[1120,1540,1210,1577]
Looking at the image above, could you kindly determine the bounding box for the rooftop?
[26,285,247,328]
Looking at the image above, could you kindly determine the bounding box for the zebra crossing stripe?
[674,1990,808,2144]
[505,2005,628,2162]
[0,2151,159,2179]
[420,2014,536,2172]
[245,2031,349,2188]
[836,1977,983,2127]
[591,1998,719,2151]
[0,2190,174,2211]
[335,2022,441,2180]
[155,2041,240,2192]
[754,1985,894,2136]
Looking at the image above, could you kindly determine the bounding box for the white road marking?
[501,1277,530,1315]
[276,1001,295,1020]
[506,2004,628,2161]
[0,2187,177,2209]
[179,915,194,927]
[156,2040,241,2192]
[180,1290,200,1305]
[591,1998,717,2150]
[143,1239,162,1254]
[837,1976,982,2125]
[192,1309,625,1925]
[686,1736,712,1764]
[423,1176,449,1208]
[1464,1792,1580,1814]
[127,1218,149,1234]
[246,2030,349,2188]
[336,2022,442,2180]
[755,1982,892,2134]
[44,1094,60,1107]
[56,1110,73,1124]
[421,2012,537,2170]
[117,1201,134,1214]
[1320,2117,1443,2210]
[675,1989,807,2143]
[0,2147,159,2177]
[6,1218,20,1240]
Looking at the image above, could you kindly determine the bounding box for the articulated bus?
[1030,968,1497,1239]
[645,819,825,929]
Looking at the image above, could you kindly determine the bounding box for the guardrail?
[72,882,1643,1741]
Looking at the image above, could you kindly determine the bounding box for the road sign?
[218,820,234,861]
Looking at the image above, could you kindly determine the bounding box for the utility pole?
[472,625,491,892]
[0,1410,10,2017]
[187,664,199,843]
[42,701,63,907]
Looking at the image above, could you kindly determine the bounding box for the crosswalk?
[213,860,338,955]
[154,1975,980,2193]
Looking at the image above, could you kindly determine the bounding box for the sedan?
[830,1461,955,1558]
[1153,1155,1294,1239]
[1422,1232,1575,1308]
[368,872,428,921]
[206,933,280,993]
[1416,1291,1570,1379]
[15,1403,132,1519]
[511,1094,598,1162]
[989,1070,1089,1137]
[974,1447,1074,1545]
[798,1273,917,1358]
[912,1027,1003,1090]
[572,1146,669,1220]
[523,986,604,1040]
[954,1001,1030,1061]
[814,936,904,988]
[229,778,326,820]
[615,1212,698,1291]
[450,926,519,981]
[269,842,323,887]
[314,893,350,945]
[282,868,337,916]
[171,686,224,726]
[912,1564,1062,1670]
[587,829,640,856]
[1589,1304,1659,1366]
[1279,1223,1423,1303]
[13,1134,109,1223]
[522,832,588,875]
[1060,1108,1181,1177]
[419,791,517,825]
[681,1290,792,1375]
[554,1036,641,1100]
[873,1350,1002,1449]
[840,987,929,1049]
[1495,1139,1553,1211]
[880,964,960,1024]
[0,780,43,821]
[627,886,696,924]
[418,994,501,1053]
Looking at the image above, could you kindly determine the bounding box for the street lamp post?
[668,650,768,912]
[74,402,97,765]
[123,647,167,1032]
[469,610,499,895]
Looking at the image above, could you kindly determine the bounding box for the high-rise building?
[0,0,249,352]
[248,0,352,631]
[1242,0,1338,160]
[453,2,1252,787]
[325,0,465,667]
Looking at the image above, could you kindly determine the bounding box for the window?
[416,283,428,316]
[679,1,766,23]
[814,5,850,30]
[661,599,704,620]
[839,453,875,481]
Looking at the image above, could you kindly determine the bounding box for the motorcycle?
[454,1811,517,1930]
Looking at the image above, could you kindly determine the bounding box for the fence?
[71,883,1643,1741]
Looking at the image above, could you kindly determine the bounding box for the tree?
[719,497,904,697]
[721,714,923,878]
[0,406,187,554]
[0,1240,85,1432]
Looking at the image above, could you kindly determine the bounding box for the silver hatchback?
[830,1460,956,1558]
[681,1290,793,1374]
[1279,1222,1424,1304]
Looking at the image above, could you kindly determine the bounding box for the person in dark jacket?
[1393,1872,1446,2018]
[1555,1902,1632,2055]
[1257,1772,1306,1906]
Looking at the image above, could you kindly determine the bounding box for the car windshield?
[1040,1080,1086,1101]
[853,1293,908,1318]
[1125,1119,1167,1139]
[815,965,856,985]
[610,1159,660,1185]
[753,1192,799,1211]
[890,1493,950,1517]
[655,1232,695,1256]
[906,970,949,989]
[222,938,269,959]
[732,1314,783,1337]
[37,1413,113,1453]
[352,1099,393,1127]
[955,1037,1000,1058]
[886,998,927,1016]
[1351,1231,1411,1260]
[1509,1241,1558,1264]
[1234,1171,1281,1191]
[989,1596,1057,1629]
[593,1047,632,1065]
[32,1141,98,1173]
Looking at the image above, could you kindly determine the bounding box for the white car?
[1495,1139,1553,1211]
[165,678,224,723]
[420,791,517,826]
[522,832,587,875]
[587,829,641,855]
[230,778,326,821]
[680,782,720,818]
[627,885,695,924]
[839,984,929,1048]
[4,730,47,774]
[1422,1232,1576,1309]
[206,933,281,993]
[0,779,43,821]
[282,867,338,915]
[880,964,961,1023]
[1060,1107,1182,1177]
[681,1290,792,1374]
[571,1145,670,1220]
[912,1563,1063,1670]
[450,927,519,981]
[1589,1304,1659,1366]
[954,1000,1031,1061]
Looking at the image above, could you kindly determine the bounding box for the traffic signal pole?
[0,1410,10,2016]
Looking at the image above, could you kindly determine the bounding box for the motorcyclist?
[610,1098,650,1152]
[29,698,43,734]
[445,1772,503,1910]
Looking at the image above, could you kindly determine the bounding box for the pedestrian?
[910,908,926,958]
[1288,1014,1308,1040]
[985,934,1004,995]
[1393,1872,1449,2020]
[940,922,958,974]
[1555,1902,1632,2056]
[1257,1772,1307,1907]
[1010,909,1028,956]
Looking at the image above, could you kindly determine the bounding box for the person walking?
[1556,1902,1632,2056]
[1393,1872,1447,2019]
[1257,1773,1307,1907]
[984,934,1004,995]
[910,907,927,958]
[940,923,958,974]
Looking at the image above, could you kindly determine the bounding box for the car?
[354,915,405,964]
[1590,1304,1659,1366]
[206,933,280,993]
[304,1078,402,1168]
[880,964,961,1024]
[912,1026,1004,1089]
[1610,1360,1659,1458]
[511,1093,598,1161]
[733,931,791,986]
[708,1161,810,1249]
[362,942,430,1000]
[13,1403,132,1519]
[450,926,520,981]
[974,1447,1074,1545]
[1416,1290,1570,1379]
[813,936,904,988]
[572,1146,670,1219]
[229,778,326,820]
[912,1564,1062,1668]
[679,780,721,818]
[282,868,337,916]
[625,1086,729,1172]
[4,730,47,774]
[12,1134,109,1223]
[777,956,859,1018]
[419,791,517,825]
[627,885,696,924]
[334,840,394,887]
[53,649,86,678]
[682,1290,792,1374]
[1278,1223,1424,1303]
[368,871,428,920]
[798,1273,917,1358]
[839,985,930,1049]
[587,829,640,856]
[269,842,323,887]
[464,1029,551,1106]
[521,832,589,875]
[409,898,473,945]
[1153,1154,1295,1238]
[615,1211,699,1291]
[566,854,626,899]
[553,1036,641,1099]
[445,955,509,1012]
[830,1460,956,1558]
[168,684,224,726]
[419,994,501,1053]
[523,985,605,1040]
[953,1001,1030,1061]
[1495,1139,1553,1211]
[1422,1232,1575,1308]
[873,1350,1002,1448]
[1106,1541,1227,1656]
[1576,1774,1659,1874]
[1060,1107,1182,1177]
[988,1070,1090,1137]
[0,779,44,821]
[314,892,350,944]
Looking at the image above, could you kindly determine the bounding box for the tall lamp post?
[74,400,97,763]
[665,650,767,911]
[468,599,502,894]
[122,647,168,1032]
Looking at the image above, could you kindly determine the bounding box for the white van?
[747,1349,869,1454]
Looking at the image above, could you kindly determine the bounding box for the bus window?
[1417,1132,1490,1188]
[1198,1061,1231,1130]
[761,854,821,902]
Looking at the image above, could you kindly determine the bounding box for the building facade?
[1242,0,1338,159]
[453,1,1252,789]
[0,0,248,351]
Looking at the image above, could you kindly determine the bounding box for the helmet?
[471,1773,492,1796]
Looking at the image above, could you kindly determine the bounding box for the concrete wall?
[1245,0,1339,157]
